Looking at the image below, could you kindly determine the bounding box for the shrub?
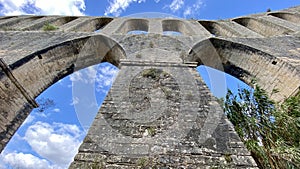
[42,23,58,31]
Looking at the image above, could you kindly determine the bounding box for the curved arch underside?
[7,34,125,98]
[0,33,126,152]
[187,37,300,102]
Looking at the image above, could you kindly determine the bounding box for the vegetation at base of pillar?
[224,85,300,169]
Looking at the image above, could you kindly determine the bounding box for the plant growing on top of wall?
[146,127,156,137]
[42,23,58,31]
[149,41,154,48]
[141,68,162,80]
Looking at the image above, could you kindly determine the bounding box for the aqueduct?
[0,5,300,168]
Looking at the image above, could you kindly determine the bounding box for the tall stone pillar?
[70,40,257,168]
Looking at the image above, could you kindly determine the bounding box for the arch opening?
[197,65,250,98]
[127,30,148,35]
[10,34,125,98]
[199,20,239,38]
[0,34,126,160]
[232,17,292,37]
[268,12,300,24]
[198,21,218,37]
[162,31,182,36]
[70,18,113,33]
[38,16,79,31]
[187,38,300,102]
[49,16,78,27]
[1,62,119,168]
[162,19,188,35]
[0,16,44,30]
[93,18,114,32]
[116,19,149,34]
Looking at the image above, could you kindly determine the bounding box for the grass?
[1,27,21,31]
[224,153,232,163]
[147,127,156,137]
[42,23,58,31]
[137,157,148,167]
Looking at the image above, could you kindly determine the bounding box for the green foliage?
[91,162,104,169]
[141,68,162,80]
[149,41,154,48]
[1,27,21,31]
[224,153,233,163]
[224,86,300,169]
[137,157,147,167]
[83,136,93,143]
[146,127,156,137]
[42,23,58,31]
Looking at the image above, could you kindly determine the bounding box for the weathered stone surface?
[0,5,300,168]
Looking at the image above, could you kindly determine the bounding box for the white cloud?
[69,71,84,83]
[70,96,79,105]
[86,65,97,80]
[70,63,119,93]
[104,0,146,16]
[169,0,184,12]
[104,0,204,17]
[183,6,191,17]
[95,64,119,93]
[69,65,97,84]
[2,152,54,169]
[23,114,35,125]
[53,108,60,112]
[24,121,83,167]
[183,0,204,18]
[193,0,203,9]
[0,0,85,15]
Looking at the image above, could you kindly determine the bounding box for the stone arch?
[0,34,126,152]
[116,19,149,34]
[162,19,191,35]
[11,34,125,98]
[186,38,300,102]
[232,17,293,37]
[199,20,241,37]
[268,12,300,25]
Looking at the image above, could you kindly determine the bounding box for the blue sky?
[0,0,300,168]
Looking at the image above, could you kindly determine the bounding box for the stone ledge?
[120,59,198,67]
